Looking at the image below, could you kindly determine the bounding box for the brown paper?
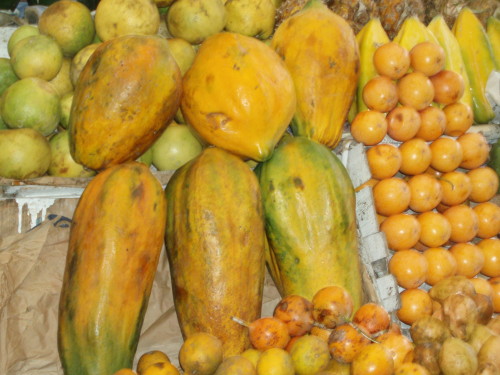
[0,214,282,375]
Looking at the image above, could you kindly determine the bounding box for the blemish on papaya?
[233,63,241,71]
[206,112,231,130]
[293,177,304,190]
[131,182,145,199]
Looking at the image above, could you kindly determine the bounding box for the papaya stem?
[347,321,379,344]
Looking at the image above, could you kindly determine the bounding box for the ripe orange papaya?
[271,0,359,149]
[165,147,266,357]
[256,136,363,310]
[58,161,167,375]
[180,32,296,162]
[69,34,182,171]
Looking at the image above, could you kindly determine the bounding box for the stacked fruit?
[117,285,426,375]
[350,26,500,335]
[408,275,500,374]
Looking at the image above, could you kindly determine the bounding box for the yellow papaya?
[428,15,473,109]
[165,147,266,357]
[257,136,363,309]
[393,16,439,51]
[271,0,359,149]
[58,161,167,375]
[180,32,296,162]
[356,18,390,113]
[453,8,496,124]
[69,34,182,171]
[487,17,500,69]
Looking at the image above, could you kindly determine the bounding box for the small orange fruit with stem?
[386,105,421,142]
[467,166,499,203]
[232,316,290,351]
[398,138,432,176]
[443,204,479,243]
[389,249,428,289]
[407,173,442,212]
[380,213,421,251]
[373,41,410,80]
[311,285,354,329]
[417,211,451,248]
[449,242,485,278]
[350,110,388,146]
[362,76,399,113]
[352,302,391,336]
[409,41,445,76]
[328,323,372,364]
[367,144,402,180]
[397,71,435,110]
[416,106,446,141]
[473,202,500,239]
[423,247,458,285]
[396,288,433,326]
[457,132,490,170]
[438,170,472,206]
[373,177,411,216]
[273,294,314,337]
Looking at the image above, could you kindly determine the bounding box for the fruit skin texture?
[271,0,359,149]
[58,161,167,375]
[69,34,182,171]
[165,147,266,357]
[181,32,295,162]
[487,17,500,69]
[257,136,363,308]
[453,7,496,124]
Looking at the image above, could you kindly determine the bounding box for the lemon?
[7,25,39,57]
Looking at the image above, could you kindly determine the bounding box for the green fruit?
[136,146,153,167]
[48,130,96,178]
[69,43,101,86]
[38,0,95,57]
[0,58,18,95]
[151,122,203,171]
[59,91,73,129]
[1,77,61,136]
[7,24,40,57]
[290,335,330,375]
[10,34,63,81]
[0,128,51,179]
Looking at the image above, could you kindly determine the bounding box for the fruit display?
[0,0,498,374]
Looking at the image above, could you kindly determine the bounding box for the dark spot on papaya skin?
[293,177,304,190]
[233,63,240,71]
[206,112,231,130]
[132,182,145,199]
[269,181,275,192]
[294,257,300,264]
[278,301,289,311]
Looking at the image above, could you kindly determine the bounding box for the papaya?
[271,0,359,149]
[165,147,266,357]
[453,8,496,124]
[180,32,296,162]
[69,34,182,171]
[393,16,439,51]
[356,18,390,114]
[256,136,363,310]
[58,161,167,375]
[428,15,473,110]
[487,17,500,69]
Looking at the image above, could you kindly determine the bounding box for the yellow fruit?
[136,351,170,375]
[38,0,95,57]
[179,332,223,375]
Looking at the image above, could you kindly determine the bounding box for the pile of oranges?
[349,40,500,328]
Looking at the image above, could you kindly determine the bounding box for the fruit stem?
[231,316,250,328]
[347,321,379,344]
